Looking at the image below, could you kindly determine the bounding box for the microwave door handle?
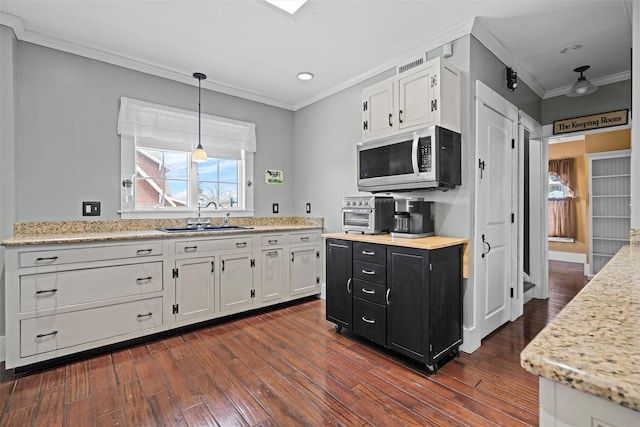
[411,133,420,176]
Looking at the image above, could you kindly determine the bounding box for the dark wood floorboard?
[0,261,588,426]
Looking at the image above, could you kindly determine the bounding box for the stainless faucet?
[188,201,217,228]
[224,212,230,226]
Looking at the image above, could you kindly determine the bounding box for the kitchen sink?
[159,225,254,233]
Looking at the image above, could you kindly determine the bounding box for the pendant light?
[566,65,598,97]
[192,72,208,162]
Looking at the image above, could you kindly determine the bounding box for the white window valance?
[117,97,256,153]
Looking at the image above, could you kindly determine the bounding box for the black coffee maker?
[391,199,435,238]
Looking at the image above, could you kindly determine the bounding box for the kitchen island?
[521,243,640,426]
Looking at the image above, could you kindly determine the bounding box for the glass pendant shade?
[566,65,598,97]
[192,144,207,162]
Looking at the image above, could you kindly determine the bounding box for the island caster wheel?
[426,364,438,374]
[450,348,460,358]
[335,325,343,333]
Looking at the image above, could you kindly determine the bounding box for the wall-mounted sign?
[265,169,283,184]
[553,109,628,135]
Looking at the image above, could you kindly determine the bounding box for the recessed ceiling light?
[264,0,308,15]
[560,44,582,54]
[297,72,314,81]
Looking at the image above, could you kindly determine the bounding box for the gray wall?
[0,25,17,338]
[14,41,296,222]
[541,80,631,125]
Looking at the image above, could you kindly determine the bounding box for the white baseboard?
[584,263,591,276]
[0,335,5,363]
[548,251,586,264]
[320,282,326,300]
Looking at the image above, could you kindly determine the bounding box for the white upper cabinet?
[361,56,461,142]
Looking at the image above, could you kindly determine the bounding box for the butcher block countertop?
[322,232,469,279]
[520,244,640,412]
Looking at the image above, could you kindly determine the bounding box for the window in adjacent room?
[548,158,575,242]
[117,97,255,218]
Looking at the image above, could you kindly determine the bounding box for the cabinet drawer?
[353,242,386,264]
[353,279,387,305]
[20,262,163,314]
[353,297,386,345]
[175,237,252,254]
[19,242,163,268]
[21,297,163,357]
[353,260,386,285]
[289,232,320,244]
[262,235,285,246]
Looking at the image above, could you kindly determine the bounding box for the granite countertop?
[520,244,640,412]
[322,232,469,279]
[1,217,323,246]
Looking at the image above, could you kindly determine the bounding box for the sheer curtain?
[548,158,575,238]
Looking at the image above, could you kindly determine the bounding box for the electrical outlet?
[272,203,279,214]
[306,203,311,214]
[82,201,101,216]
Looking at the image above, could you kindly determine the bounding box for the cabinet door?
[325,239,352,328]
[289,246,320,296]
[261,248,284,303]
[362,78,396,140]
[398,63,437,130]
[175,257,215,322]
[386,247,428,361]
[220,252,255,313]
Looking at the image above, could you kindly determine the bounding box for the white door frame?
[474,81,519,337]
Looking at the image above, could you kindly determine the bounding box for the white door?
[220,252,254,312]
[398,63,436,130]
[475,83,518,339]
[362,78,396,140]
[261,248,284,303]
[289,246,319,296]
[175,257,215,322]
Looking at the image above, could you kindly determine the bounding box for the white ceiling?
[0,0,633,110]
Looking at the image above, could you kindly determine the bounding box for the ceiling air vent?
[397,56,425,75]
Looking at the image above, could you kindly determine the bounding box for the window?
[548,173,571,199]
[117,97,255,218]
[548,158,575,241]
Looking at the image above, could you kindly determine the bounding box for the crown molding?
[0,12,295,110]
[542,70,631,99]
[471,17,546,98]
[293,18,476,110]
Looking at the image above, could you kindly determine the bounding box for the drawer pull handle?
[267,250,279,257]
[386,289,391,305]
[346,278,352,293]
[136,249,153,256]
[236,242,247,248]
[36,331,58,338]
[136,276,152,284]
[361,250,375,256]
[137,312,153,319]
[361,269,375,275]
[35,256,58,264]
[36,289,58,295]
[362,317,376,324]
[300,236,310,241]
[184,246,198,252]
[268,239,278,244]
[362,288,375,294]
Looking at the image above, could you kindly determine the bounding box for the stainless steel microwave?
[357,126,461,192]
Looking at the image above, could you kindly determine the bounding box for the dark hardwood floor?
[0,260,588,426]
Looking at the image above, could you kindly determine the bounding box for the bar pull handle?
[184,246,198,252]
[268,239,278,245]
[136,249,153,256]
[137,312,153,319]
[35,289,58,295]
[236,242,247,248]
[362,288,375,294]
[346,278,352,293]
[361,269,375,275]
[362,317,375,324]
[386,289,391,305]
[36,331,58,338]
[361,250,375,256]
[266,250,279,257]
[136,276,152,284]
[35,256,58,264]
[300,236,310,241]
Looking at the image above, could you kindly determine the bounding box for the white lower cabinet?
[220,251,255,313]
[261,248,285,303]
[289,245,321,296]
[5,229,322,369]
[174,257,215,322]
